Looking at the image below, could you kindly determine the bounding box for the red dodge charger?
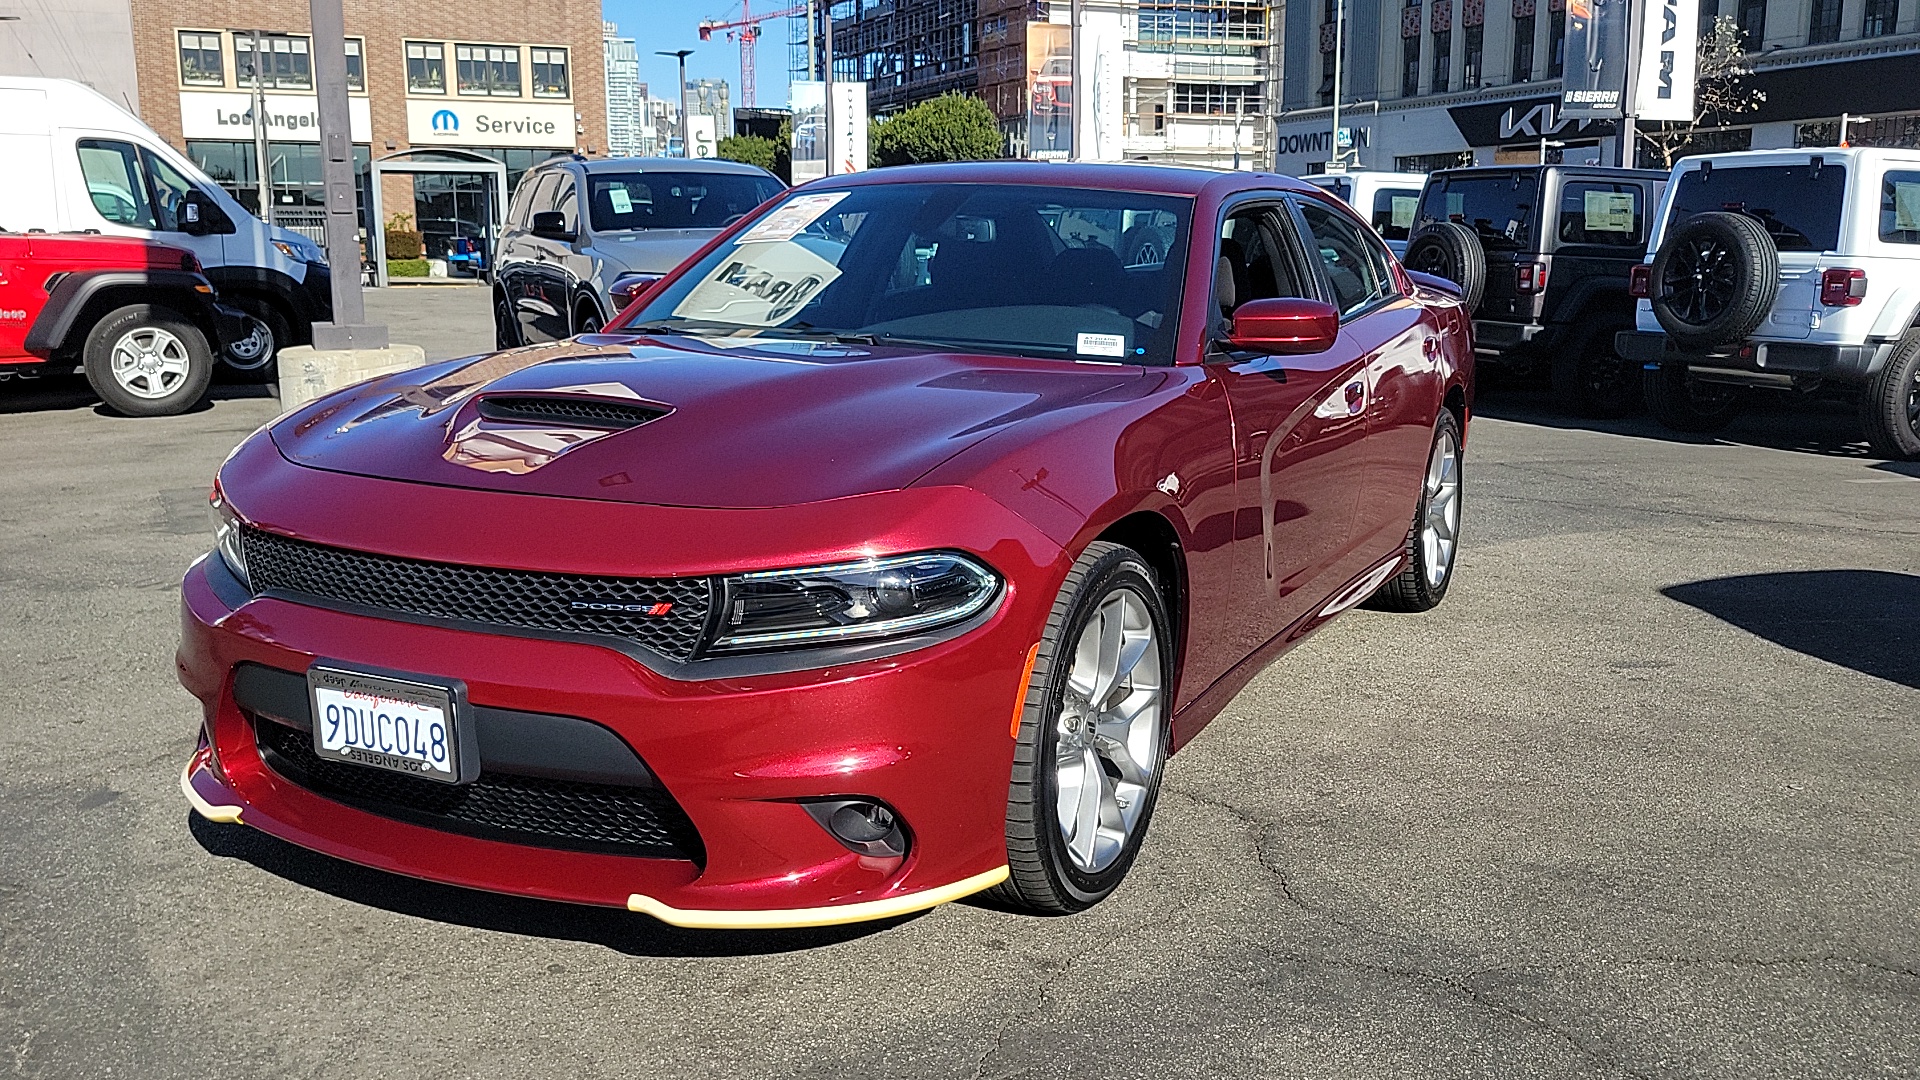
[179,162,1473,928]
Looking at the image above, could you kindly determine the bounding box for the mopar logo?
[431,109,459,133]
[570,600,675,615]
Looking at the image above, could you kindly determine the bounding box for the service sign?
[1632,0,1699,122]
[1560,0,1631,119]
[179,92,372,142]
[405,100,575,148]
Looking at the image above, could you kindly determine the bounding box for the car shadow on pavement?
[187,814,918,956]
[0,374,275,415]
[1662,570,1920,690]
[1475,385,1879,459]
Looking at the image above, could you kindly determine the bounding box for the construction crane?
[697,0,808,109]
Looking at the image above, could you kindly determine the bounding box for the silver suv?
[1617,147,1920,458]
[492,156,784,348]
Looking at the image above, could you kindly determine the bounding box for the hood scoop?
[476,394,667,431]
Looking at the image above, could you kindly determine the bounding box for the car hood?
[269,334,1146,509]
[591,229,719,274]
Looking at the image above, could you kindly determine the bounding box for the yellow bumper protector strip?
[179,760,244,825]
[628,865,1009,930]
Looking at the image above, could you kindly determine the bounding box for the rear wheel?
[1860,329,1920,460]
[1644,362,1741,433]
[993,542,1171,915]
[82,304,213,417]
[1369,411,1462,612]
[1551,325,1639,417]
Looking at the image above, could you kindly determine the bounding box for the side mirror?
[530,211,574,242]
[1225,297,1340,355]
[608,272,662,309]
[180,189,226,236]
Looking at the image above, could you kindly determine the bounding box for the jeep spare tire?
[1404,222,1486,314]
[1649,211,1779,350]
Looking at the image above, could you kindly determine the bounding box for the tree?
[868,93,1003,167]
[1637,16,1767,169]
[717,134,778,172]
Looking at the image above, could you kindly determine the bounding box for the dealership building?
[1270,0,1920,175]
[121,0,606,259]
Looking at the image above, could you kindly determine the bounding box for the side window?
[522,172,559,222]
[554,175,578,234]
[77,140,156,228]
[142,150,197,232]
[1297,201,1387,317]
[1880,170,1920,245]
[1371,187,1421,242]
[1558,181,1642,246]
[1215,206,1305,325]
[506,174,540,228]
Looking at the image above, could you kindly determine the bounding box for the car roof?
[1431,164,1668,181]
[1670,145,1920,170]
[539,156,779,177]
[801,160,1321,198]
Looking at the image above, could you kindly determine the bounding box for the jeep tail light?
[1629,264,1651,298]
[1516,261,1548,294]
[1820,267,1866,307]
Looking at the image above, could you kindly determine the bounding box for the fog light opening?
[804,798,910,859]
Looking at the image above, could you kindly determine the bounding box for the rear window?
[1318,177,1353,203]
[1371,187,1421,241]
[1416,172,1539,250]
[1558,181,1642,246]
[586,171,784,232]
[1669,162,1847,252]
[1881,170,1920,245]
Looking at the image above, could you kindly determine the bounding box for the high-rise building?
[603,20,643,157]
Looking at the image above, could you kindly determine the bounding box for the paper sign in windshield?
[1390,196,1418,229]
[1895,182,1920,231]
[609,188,634,214]
[737,192,851,243]
[1076,332,1126,358]
[1584,191,1635,232]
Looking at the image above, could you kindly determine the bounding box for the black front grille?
[241,528,712,662]
[255,718,704,860]
[477,395,665,429]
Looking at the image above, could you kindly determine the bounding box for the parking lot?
[1,284,1915,1079]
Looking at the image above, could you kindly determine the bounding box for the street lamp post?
[657,49,694,157]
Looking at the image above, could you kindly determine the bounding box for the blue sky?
[603,0,798,111]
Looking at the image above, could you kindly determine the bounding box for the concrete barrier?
[277,343,428,413]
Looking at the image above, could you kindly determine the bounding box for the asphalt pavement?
[1,287,1915,1079]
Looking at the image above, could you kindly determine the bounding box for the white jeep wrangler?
[1616,147,1920,459]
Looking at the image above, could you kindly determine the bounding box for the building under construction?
[790,0,980,115]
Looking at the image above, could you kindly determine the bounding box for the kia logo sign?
[431,109,459,133]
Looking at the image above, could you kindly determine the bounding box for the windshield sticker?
[1896,182,1920,231]
[1584,191,1635,232]
[609,187,633,214]
[1391,196,1418,229]
[736,192,851,244]
[1076,332,1126,358]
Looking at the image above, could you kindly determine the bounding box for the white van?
[1302,171,1428,257]
[0,77,331,376]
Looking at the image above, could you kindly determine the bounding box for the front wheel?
[81,304,213,417]
[219,296,288,382]
[1644,362,1741,433]
[1368,410,1462,612]
[993,542,1172,915]
[1860,329,1920,460]
[493,290,520,351]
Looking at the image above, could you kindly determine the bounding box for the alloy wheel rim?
[109,327,191,399]
[1052,587,1162,875]
[1663,237,1736,324]
[224,316,274,370]
[1907,367,1920,438]
[1422,429,1461,589]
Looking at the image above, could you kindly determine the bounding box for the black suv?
[1404,165,1667,415]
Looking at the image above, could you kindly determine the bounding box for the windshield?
[1416,172,1539,250]
[1669,162,1847,253]
[619,182,1193,364]
[586,171,784,232]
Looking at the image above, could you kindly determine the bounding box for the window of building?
[1431,29,1451,93]
[1172,82,1262,114]
[406,42,446,93]
[235,33,311,90]
[1699,0,1720,38]
[457,44,522,96]
[1737,0,1765,44]
[1397,150,1474,172]
[1462,24,1482,87]
[1808,0,1842,42]
[345,39,364,91]
[1402,36,1420,96]
[1511,14,1534,81]
[1548,11,1566,76]
[1137,0,1267,52]
[1320,48,1337,105]
[1862,0,1896,36]
[178,31,223,87]
[531,47,569,97]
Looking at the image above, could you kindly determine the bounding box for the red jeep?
[0,233,245,416]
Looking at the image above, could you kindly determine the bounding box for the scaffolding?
[789,0,980,114]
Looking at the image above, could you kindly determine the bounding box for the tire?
[1648,211,1779,350]
[1404,222,1487,314]
[81,304,213,417]
[493,289,520,350]
[992,541,1173,915]
[1550,324,1640,417]
[1859,328,1920,460]
[576,307,603,336]
[1643,362,1742,433]
[218,295,288,383]
[1368,411,1463,613]
[1120,223,1174,268]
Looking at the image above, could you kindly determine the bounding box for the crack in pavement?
[967,913,1134,1080]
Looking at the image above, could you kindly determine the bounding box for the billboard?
[1632,0,1699,122]
[788,80,865,180]
[686,114,718,159]
[1560,0,1630,118]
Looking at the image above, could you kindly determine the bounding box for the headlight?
[272,238,324,265]
[208,478,249,588]
[711,552,1000,654]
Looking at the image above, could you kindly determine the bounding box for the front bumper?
[1616,330,1892,386]
[176,461,1065,927]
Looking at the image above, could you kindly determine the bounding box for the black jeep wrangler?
[1403,164,1668,415]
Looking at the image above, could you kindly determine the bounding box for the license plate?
[308,664,466,784]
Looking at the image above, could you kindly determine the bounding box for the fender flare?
[23,269,214,356]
